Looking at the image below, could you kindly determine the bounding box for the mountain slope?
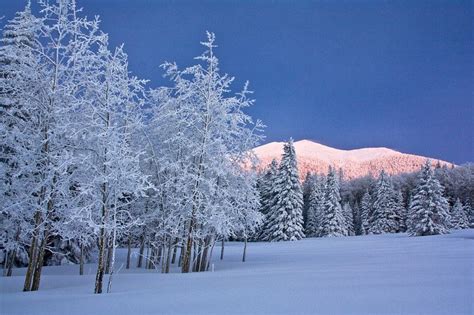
[253,139,453,179]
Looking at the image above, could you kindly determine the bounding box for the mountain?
[252,140,453,180]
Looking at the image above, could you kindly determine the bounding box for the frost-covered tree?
[369,170,399,234]
[149,32,263,272]
[0,2,42,278]
[262,139,304,241]
[256,159,278,240]
[319,167,346,237]
[394,190,407,232]
[305,175,325,237]
[342,203,354,236]
[450,199,469,230]
[359,190,371,235]
[408,161,450,236]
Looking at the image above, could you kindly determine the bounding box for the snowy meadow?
[1,230,473,315]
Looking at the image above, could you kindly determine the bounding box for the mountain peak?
[253,139,451,179]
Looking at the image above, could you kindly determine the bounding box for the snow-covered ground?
[1,230,473,315]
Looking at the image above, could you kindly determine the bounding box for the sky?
[1,0,472,164]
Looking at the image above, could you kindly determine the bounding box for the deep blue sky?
[2,0,472,164]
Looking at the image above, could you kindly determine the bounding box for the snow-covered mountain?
[253,139,453,180]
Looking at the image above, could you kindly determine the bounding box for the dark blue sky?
[2,0,473,164]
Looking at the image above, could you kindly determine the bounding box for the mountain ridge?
[252,139,453,180]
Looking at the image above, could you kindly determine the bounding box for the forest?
[1,0,472,298]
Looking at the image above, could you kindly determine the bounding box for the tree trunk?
[23,212,41,291]
[31,227,50,291]
[171,239,178,264]
[206,238,216,271]
[137,229,145,268]
[165,238,172,273]
[94,226,106,294]
[105,245,112,274]
[220,238,225,260]
[79,243,84,276]
[199,236,212,272]
[126,235,132,269]
[181,219,195,273]
[242,236,247,262]
[107,221,117,293]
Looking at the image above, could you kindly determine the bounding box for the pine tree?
[360,190,371,235]
[450,199,469,229]
[408,160,450,236]
[262,139,304,241]
[319,167,346,237]
[394,190,407,232]
[256,159,278,240]
[305,175,324,237]
[343,202,354,236]
[369,170,399,234]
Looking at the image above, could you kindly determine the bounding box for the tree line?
[256,140,473,241]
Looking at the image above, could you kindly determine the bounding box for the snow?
[1,230,473,315]
[253,139,401,163]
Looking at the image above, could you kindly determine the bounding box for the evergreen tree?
[262,139,304,241]
[360,190,371,235]
[450,199,469,229]
[394,190,407,232]
[305,175,325,237]
[342,202,354,236]
[369,170,399,234]
[319,167,346,237]
[408,160,450,236]
[256,159,278,240]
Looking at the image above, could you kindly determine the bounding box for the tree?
[369,170,399,234]
[342,202,354,236]
[408,160,450,236]
[262,139,304,241]
[256,159,278,240]
[319,167,346,237]
[359,190,371,235]
[151,31,263,272]
[305,175,325,237]
[450,199,469,230]
[394,190,407,232]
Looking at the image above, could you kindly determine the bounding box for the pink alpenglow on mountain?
[253,140,453,180]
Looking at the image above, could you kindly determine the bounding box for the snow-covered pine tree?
[360,190,371,235]
[302,172,315,226]
[369,170,399,234]
[450,199,469,229]
[305,175,325,237]
[394,190,407,232]
[262,139,304,241]
[319,167,346,237]
[256,159,278,240]
[342,202,354,236]
[408,160,450,236]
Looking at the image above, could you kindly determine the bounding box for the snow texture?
[2,230,472,315]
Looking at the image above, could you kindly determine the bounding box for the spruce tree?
[305,175,325,237]
[360,190,371,235]
[343,202,354,236]
[450,199,469,229]
[319,167,346,237]
[256,159,278,240]
[369,170,399,234]
[394,190,407,232]
[262,139,304,241]
[408,160,450,236]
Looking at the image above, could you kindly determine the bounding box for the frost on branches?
[261,139,304,241]
[408,161,450,236]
